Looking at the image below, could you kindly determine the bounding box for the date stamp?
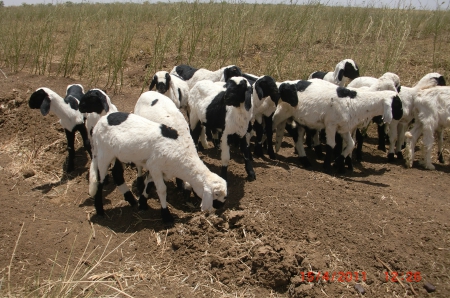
[385,271,422,282]
[299,271,367,283]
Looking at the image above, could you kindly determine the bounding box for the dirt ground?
[0,68,449,298]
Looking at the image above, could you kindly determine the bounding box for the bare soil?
[0,68,449,297]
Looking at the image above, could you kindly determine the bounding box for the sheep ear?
[200,186,213,212]
[254,80,264,101]
[279,83,298,107]
[165,73,171,84]
[337,69,345,82]
[66,95,79,110]
[29,89,48,109]
[102,97,109,113]
[149,76,157,90]
[40,97,51,116]
[245,86,252,111]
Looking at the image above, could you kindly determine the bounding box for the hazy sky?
[3,0,448,10]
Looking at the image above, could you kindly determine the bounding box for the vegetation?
[0,0,449,93]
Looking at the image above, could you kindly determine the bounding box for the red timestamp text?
[385,271,422,282]
[300,271,367,283]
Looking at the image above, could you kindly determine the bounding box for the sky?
[2,0,449,10]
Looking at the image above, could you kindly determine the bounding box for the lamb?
[188,76,256,181]
[239,73,280,159]
[273,79,403,173]
[89,112,227,222]
[149,71,189,109]
[28,86,91,172]
[386,73,446,162]
[170,64,242,89]
[308,59,360,87]
[78,89,140,206]
[405,86,450,170]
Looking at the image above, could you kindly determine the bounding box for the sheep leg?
[355,129,363,162]
[294,126,311,167]
[334,133,343,159]
[340,132,355,173]
[387,121,398,163]
[437,128,445,163]
[239,135,256,181]
[135,165,146,194]
[92,154,115,216]
[422,127,435,170]
[264,114,276,160]
[323,126,337,173]
[405,122,422,168]
[138,175,155,211]
[64,129,76,172]
[149,169,174,223]
[377,123,387,151]
[285,121,299,154]
[275,120,287,153]
[220,134,231,181]
[111,159,138,206]
[312,130,323,159]
[74,123,92,159]
[191,121,204,150]
[395,123,407,160]
[253,119,264,158]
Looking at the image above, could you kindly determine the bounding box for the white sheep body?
[170,65,242,89]
[90,112,227,221]
[273,79,402,172]
[405,86,450,170]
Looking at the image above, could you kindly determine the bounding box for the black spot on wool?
[173,65,198,81]
[295,80,312,92]
[339,61,360,81]
[310,71,327,79]
[336,87,357,98]
[107,112,129,126]
[205,91,227,131]
[436,76,446,86]
[160,124,178,139]
[178,88,182,103]
[391,95,403,121]
[151,99,158,106]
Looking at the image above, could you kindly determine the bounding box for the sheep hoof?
[355,151,362,163]
[247,172,256,181]
[161,207,174,223]
[387,153,396,163]
[138,195,149,210]
[299,156,311,168]
[66,163,75,173]
[438,153,445,164]
[396,152,404,160]
[334,155,346,174]
[345,156,353,172]
[124,191,138,206]
[268,148,276,160]
[314,145,324,159]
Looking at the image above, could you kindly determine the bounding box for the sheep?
[386,73,446,162]
[346,72,401,161]
[188,76,256,181]
[273,79,403,173]
[238,73,280,159]
[78,89,141,206]
[170,64,242,89]
[133,91,203,207]
[405,86,450,170]
[149,71,189,110]
[28,86,91,172]
[308,59,360,87]
[89,112,227,222]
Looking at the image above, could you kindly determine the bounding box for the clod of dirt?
[222,210,245,228]
[424,281,436,293]
[301,252,327,271]
[288,283,314,298]
[354,283,366,294]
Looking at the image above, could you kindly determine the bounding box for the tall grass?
[0,0,449,92]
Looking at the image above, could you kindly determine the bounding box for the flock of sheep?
[28,59,450,222]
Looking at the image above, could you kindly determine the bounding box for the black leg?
[323,145,333,173]
[438,151,445,164]
[240,136,256,181]
[264,115,276,159]
[334,133,343,160]
[253,120,264,158]
[64,129,76,172]
[220,166,228,181]
[345,156,353,172]
[355,129,363,162]
[112,160,137,206]
[377,123,386,151]
[75,123,92,158]
[161,207,174,223]
[190,122,203,151]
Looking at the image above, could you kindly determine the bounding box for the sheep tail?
[89,156,98,197]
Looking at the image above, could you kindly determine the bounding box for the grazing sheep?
[89,112,227,222]
[28,86,91,172]
[189,76,256,181]
[308,59,360,87]
[170,64,242,89]
[405,86,450,170]
[149,71,189,109]
[273,79,403,173]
